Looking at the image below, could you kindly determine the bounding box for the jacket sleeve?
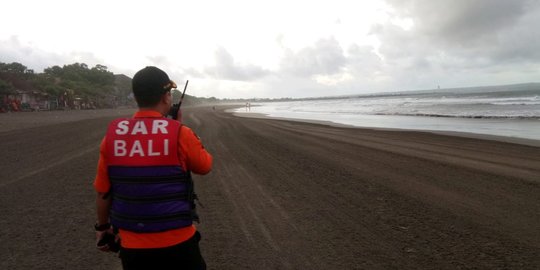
[179,126,213,175]
[93,137,111,193]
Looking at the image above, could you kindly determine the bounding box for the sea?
[234,84,540,141]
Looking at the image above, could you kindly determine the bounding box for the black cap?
[132,66,177,96]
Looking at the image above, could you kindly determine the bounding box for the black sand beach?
[0,106,539,269]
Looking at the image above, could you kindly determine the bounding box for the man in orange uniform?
[93,66,212,270]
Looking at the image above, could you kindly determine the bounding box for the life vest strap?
[112,192,190,204]
[110,210,195,223]
[109,174,191,184]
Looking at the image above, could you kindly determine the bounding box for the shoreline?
[2,106,538,148]
[229,108,540,147]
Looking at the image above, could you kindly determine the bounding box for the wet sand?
[0,106,539,269]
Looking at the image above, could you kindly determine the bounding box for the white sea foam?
[235,89,540,140]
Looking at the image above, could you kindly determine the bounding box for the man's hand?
[95,192,113,251]
[96,228,113,252]
[96,227,120,252]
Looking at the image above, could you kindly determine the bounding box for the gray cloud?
[263,0,540,95]
[346,44,383,75]
[385,0,533,43]
[280,37,346,77]
[3,0,540,99]
[0,36,105,72]
[204,47,269,81]
[0,36,63,71]
[486,6,540,62]
[378,0,540,63]
[146,55,171,68]
[363,0,540,90]
[180,67,204,79]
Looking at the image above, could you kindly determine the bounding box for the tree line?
[0,62,116,97]
[0,61,134,110]
[0,61,283,111]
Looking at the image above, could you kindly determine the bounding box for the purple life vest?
[105,118,198,233]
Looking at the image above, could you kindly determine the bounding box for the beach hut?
[20,90,50,111]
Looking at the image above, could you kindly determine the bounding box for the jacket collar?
[133,110,163,118]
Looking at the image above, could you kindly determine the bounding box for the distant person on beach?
[93,66,213,270]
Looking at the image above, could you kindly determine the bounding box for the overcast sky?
[1,0,540,98]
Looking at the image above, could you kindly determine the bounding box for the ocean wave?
[491,101,540,106]
[373,112,540,119]
[253,106,540,119]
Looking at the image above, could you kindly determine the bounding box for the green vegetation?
[0,61,132,109]
[42,63,115,97]
[0,79,15,94]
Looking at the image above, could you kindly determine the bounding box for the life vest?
[105,117,198,233]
